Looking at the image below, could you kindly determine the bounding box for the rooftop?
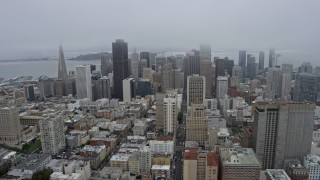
[207,152,219,167]
[110,154,130,162]
[151,165,170,170]
[13,154,51,171]
[184,148,198,161]
[219,148,261,167]
[265,169,291,180]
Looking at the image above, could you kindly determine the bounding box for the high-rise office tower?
[200,60,213,98]
[131,51,140,80]
[187,75,206,106]
[149,53,157,70]
[176,54,184,70]
[136,79,153,97]
[167,56,177,69]
[266,67,282,99]
[224,58,234,76]
[98,76,111,99]
[232,65,243,83]
[139,59,148,78]
[76,65,92,100]
[0,106,21,147]
[112,39,129,100]
[156,93,165,130]
[186,103,208,146]
[269,48,276,67]
[140,52,150,68]
[54,79,65,96]
[220,148,261,180]
[163,92,178,135]
[238,50,247,68]
[252,100,315,169]
[173,69,184,89]
[65,78,76,96]
[214,58,225,77]
[24,84,35,101]
[216,76,228,99]
[281,64,293,98]
[39,115,66,155]
[294,73,320,104]
[258,51,265,72]
[299,62,313,74]
[39,76,54,99]
[123,78,136,103]
[101,56,113,76]
[247,55,258,80]
[161,61,174,93]
[155,55,166,72]
[58,45,68,81]
[199,43,211,61]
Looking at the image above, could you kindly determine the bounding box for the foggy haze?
[0,0,319,65]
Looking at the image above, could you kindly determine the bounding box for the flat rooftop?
[219,148,261,167]
[265,169,291,180]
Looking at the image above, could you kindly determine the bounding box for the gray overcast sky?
[0,0,319,63]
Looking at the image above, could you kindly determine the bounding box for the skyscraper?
[98,76,111,99]
[199,43,211,61]
[258,51,265,72]
[39,76,54,99]
[214,58,225,77]
[0,106,21,147]
[131,51,139,80]
[139,59,148,78]
[216,76,228,99]
[200,60,213,98]
[224,58,234,76]
[186,103,208,146]
[140,52,150,68]
[187,75,206,106]
[58,45,68,80]
[281,64,293,98]
[252,100,315,169]
[246,55,258,80]
[161,61,174,93]
[269,48,276,68]
[293,73,320,104]
[232,65,243,83]
[112,39,129,100]
[163,92,178,135]
[266,67,282,99]
[149,52,157,70]
[123,78,136,103]
[24,84,35,101]
[238,50,247,68]
[101,56,112,76]
[39,115,66,155]
[76,65,92,100]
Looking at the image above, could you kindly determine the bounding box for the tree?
[32,168,52,180]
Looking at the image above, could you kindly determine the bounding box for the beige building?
[219,148,261,180]
[187,75,206,106]
[0,106,22,147]
[110,154,130,170]
[200,60,213,98]
[186,103,208,146]
[183,149,219,180]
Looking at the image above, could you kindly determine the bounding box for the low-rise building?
[151,165,171,180]
[265,169,291,180]
[80,145,107,170]
[219,148,261,180]
[110,154,130,170]
[149,140,174,155]
[285,160,308,180]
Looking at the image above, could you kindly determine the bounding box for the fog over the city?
[0,0,319,65]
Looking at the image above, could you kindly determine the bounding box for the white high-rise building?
[131,51,139,81]
[187,75,206,106]
[0,107,22,147]
[123,78,136,103]
[76,65,92,100]
[216,76,228,99]
[266,67,282,99]
[281,64,293,98]
[163,92,178,135]
[39,115,66,155]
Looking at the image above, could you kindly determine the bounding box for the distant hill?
[69,52,112,61]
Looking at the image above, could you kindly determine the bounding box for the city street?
[174,123,185,180]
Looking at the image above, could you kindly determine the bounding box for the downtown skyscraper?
[112,39,129,100]
[57,45,68,81]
